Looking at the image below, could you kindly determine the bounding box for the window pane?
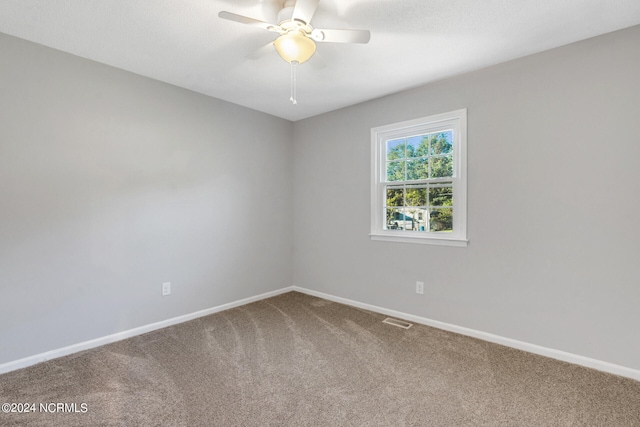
[430,131,453,155]
[407,135,428,158]
[406,158,428,180]
[386,161,405,181]
[406,186,427,206]
[372,110,466,243]
[406,208,428,231]
[429,207,453,232]
[429,184,453,207]
[386,138,405,160]
[386,187,404,207]
[430,155,453,178]
[386,208,404,230]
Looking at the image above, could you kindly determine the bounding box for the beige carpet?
[1,291,639,426]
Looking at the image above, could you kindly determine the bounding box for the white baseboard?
[0,286,295,375]
[292,286,640,382]
[3,285,638,382]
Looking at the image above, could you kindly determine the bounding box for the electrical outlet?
[162,282,171,296]
[416,281,424,295]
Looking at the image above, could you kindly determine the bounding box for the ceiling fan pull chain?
[290,60,299,105]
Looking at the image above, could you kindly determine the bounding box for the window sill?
[369,232,468,247]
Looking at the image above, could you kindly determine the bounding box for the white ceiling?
[1,0,639,122]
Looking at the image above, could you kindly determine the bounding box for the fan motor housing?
[278,3,295,24]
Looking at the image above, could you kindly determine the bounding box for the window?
[370,109,467,246]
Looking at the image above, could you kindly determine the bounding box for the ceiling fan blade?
[292,0,319,24]
[218,11,280,32]
[312,28,371,44]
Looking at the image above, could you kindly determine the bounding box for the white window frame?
[370,109,468,246]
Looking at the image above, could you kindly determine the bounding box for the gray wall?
[2,25,639,372]
[0,33,293,364]
[292,25,640,370]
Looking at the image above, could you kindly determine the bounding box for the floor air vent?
[382,317,413,329]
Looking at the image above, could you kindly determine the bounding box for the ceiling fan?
[218,0,371,103]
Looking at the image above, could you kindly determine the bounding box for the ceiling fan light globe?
[274,32,316,64]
